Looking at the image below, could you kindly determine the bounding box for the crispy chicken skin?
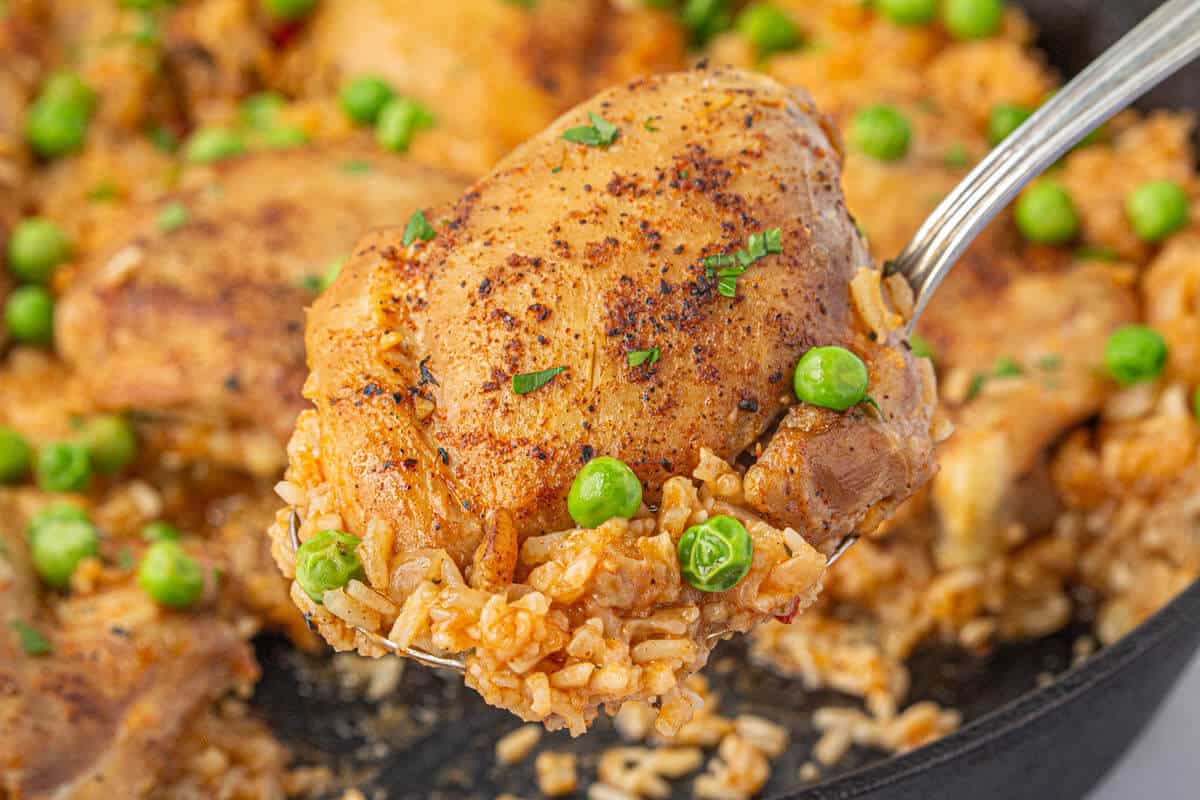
[302,67,937,569]
[56,146,466,456]
[274,0,686,175]
[0,521,257,799]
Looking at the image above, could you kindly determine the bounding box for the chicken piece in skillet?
[916,248,1138,569]
[273,0,686,175]
[272,67,940,734]
[56,145,467,476]
[0,498,259,800]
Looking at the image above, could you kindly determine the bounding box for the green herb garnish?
[402,210,436,246]
[340,159,372,174]
[10,620,51,656]
[627,347,661,367]
[703,228,783,296]
[944,143,970,169]
[992,356,1023,378]
[965,372,986,401]
[1037,354,1062,371]
[561,112,619,148]
[512,366,565,395]
[156,201,189,233]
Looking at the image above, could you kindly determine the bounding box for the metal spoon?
[288,0,1200,673]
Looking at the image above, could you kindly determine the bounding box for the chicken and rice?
[1,0,1198,798]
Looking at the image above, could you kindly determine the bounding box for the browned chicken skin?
[55,146,466,471]
[274,0,686,175]
[303,66,937,570]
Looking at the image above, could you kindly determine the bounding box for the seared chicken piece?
[56,146,466,475]
[305,67,935,559]
[274,0,686,175]
[275,67,937,731]
[0,507,258,799]
[919,256,1138,568]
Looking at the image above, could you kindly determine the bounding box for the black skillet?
[251,2,1200,796]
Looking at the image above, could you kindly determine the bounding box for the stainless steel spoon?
[288,0,1200,673]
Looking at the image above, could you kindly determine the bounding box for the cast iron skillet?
[251,2,1200,797]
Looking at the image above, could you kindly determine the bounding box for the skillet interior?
[250,1,1200,797]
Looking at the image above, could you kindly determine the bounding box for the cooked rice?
[271,426,828,735]
[535,751,580,797]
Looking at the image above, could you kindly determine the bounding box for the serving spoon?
[288,0,1200,673]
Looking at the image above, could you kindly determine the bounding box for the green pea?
[942,0,1005,40]
[7,218,70,284]
[988,104,1031,146]
[1015,181,1078,244]
[734,4,801,59]
[339,75,395,125]
[261,0,317,20]
[5,286,55,346]
[1126,180,1189,243]
[1193,386,1200,420]
[239,92,286,129]
[30,518,98,589]
[25,72,96,158]
[793,346,869,411]
[909,333,935,362]
[877,0,937,26]
[78,415,138,474]
[294,530,364,603]
[376,98,434,152]
[27,503,91,543]
[1104,324,1167,386]
[138,540,205,607]
[142,521,181,542]
[0,427,30,483]
[850,105,911,162]
[567,456,643,529]
[677,515,753,592]
[681,0,734,46]
[184,127,245,164]
[35,441,91,493]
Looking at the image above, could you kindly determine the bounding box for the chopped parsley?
[627,347,661,367]
[148,124,178,153]
[644,116,661,132]
[966,356,1026,401]
[1037,354,1062,371]
[156,201,189,233]
[702,228,783,297]
[965,373,987,401]
[561,112,619,148]
[10,620,51,656]
[944,143,970,169]
[992,356,1023,378]
[512,366,565,395]
[87,180,118,203]
[402,210,436,246]
[340,159,372,174]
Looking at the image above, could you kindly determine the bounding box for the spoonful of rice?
[272,0,1200,736]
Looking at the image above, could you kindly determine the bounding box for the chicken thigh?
[56,145,466,475]
[273,0,685,175]
[272,67,938,734]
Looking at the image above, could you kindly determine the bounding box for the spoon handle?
[894,0,1200,325]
